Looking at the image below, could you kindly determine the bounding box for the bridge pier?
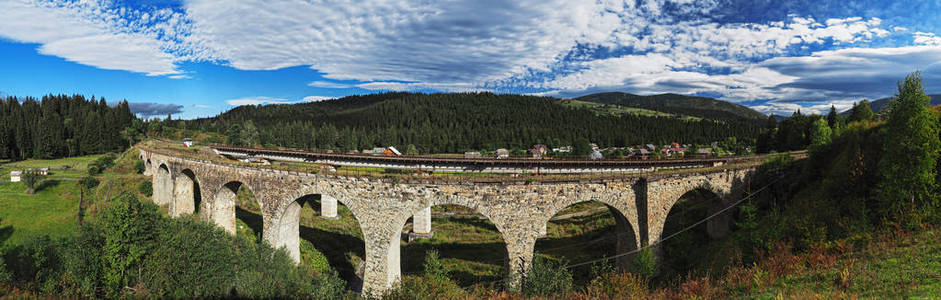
[153,165,172,206]
[408,206,433,241]
[504,231,539,290]
[361,224,403,297]
[268,200,302,264]
[321,195,339,219]
[172,175,195,217]
[210,184,238,235]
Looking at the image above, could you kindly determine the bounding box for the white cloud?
[0,0,191,76]
[307,81,353,89]
[302,96,336,102]
[914,32,941,46]
[225,96,292,106]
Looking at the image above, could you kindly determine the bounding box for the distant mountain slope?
[575,92,767,122]
[188,92,763,153]
[841,94,941,115]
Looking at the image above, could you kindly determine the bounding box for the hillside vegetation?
[185,92,762,153]
[575,92,768,122]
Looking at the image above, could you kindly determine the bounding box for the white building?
[10,171,22,182]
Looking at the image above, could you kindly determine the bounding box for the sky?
[0,0,940,119]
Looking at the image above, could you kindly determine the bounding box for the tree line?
[0,95,137,160]
[187,92,764,153]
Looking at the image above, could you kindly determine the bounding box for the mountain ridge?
[574,92,768,122]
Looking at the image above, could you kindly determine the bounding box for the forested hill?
[188,92,763,153]
[575,92,767,122]
[865,94,941,113]
[0,95,136,160]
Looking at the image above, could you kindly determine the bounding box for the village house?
[381,146,402,157]
[636,149,651,160]
[495,148,510,159]
[529,144,548,159]
[10,171,21,182]
[589,150,603,160]
[182,138,194,147]
[552,146,572,153]
[697,148,712,157]
[464,151,482,159]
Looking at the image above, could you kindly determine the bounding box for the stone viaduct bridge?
[138,146,765,296]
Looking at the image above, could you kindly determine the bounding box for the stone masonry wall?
[139,148,755,297]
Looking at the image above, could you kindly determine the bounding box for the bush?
[2,235,60,292]
[138,181,152,197]
[522,255,573,297]
[387,250,464,300]
[0,256,12,288]
[582,272,649,299]
[99,194,161,297]
[78,176,99,190]
[630,247,656,279]
[87,154,118,175]
[133,160,145,174]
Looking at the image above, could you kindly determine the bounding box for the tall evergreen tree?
[848,100,875,123]
[875,72,940,220]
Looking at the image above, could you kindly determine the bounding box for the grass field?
[740,229,941,298]
[559,99,703,121]
[0,150,151,250]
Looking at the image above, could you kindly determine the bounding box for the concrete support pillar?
[212,186,237,235]
[361,225,402,297]
[172,175,195,217]
[321,195,339,219]
[266,201,301,264]
[408,206,433,241]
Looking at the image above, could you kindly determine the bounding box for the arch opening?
[656,187,732,282]
[275,194,366,292]
[400,204,509,288]
[534,201,638,286]
[213,181,263,239]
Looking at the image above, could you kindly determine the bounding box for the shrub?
[78,176,99,190]
[143,218,237,298]
[630,247,656,279]
[387,250,465,300]
[137,181,152,197]
[582,272,649,299]
[49,225,105,298]
[133,160,145,174]
[2,235,59,292]
[0,256,12,288]
[522,255,573,297]
[99,194,162,297]
[20,170,45,194]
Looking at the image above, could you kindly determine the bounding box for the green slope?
[575,92,767,122]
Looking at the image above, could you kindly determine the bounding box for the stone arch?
[153,163,172,206]
[172,168,201,216]
[212,180,261,235]
[400,202,511,288]
[268,192,367,265]
[647,173,739,246]
[536,199,640,273]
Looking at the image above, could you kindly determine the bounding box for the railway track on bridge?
[207,144,807,175]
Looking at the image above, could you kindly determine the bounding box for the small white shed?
[10,171,22,182]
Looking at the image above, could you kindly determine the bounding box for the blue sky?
[0,0,940,118]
